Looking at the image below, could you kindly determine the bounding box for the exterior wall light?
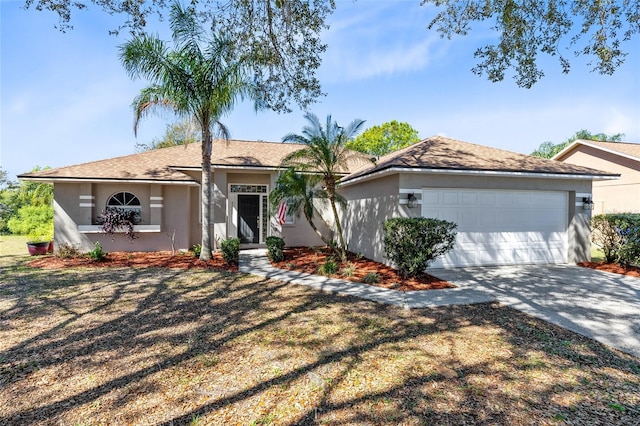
[407,193,418,209]
[582,196,594,211]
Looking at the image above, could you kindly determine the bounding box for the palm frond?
[132,85,181,135]
[170,2,204,54]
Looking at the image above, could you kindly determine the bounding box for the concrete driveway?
[428,265,640,358]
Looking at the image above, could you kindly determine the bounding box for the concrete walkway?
[239,249,640,358]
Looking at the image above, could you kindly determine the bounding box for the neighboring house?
[20,136,617,268]
[553,139,639,215]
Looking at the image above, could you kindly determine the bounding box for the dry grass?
[1,253,639,425]
[0,235,29,257]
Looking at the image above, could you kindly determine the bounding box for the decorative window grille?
[106,191,141,223]
[230,184,267,193]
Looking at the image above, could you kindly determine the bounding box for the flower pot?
[27,241,50,256]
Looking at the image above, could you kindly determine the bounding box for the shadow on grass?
[1,257,639,425]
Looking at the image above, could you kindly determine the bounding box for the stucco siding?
[279,199,331,247]
[558,146,640,214]
[400,173,592,192]
[53,183,95,250]
[341,174,402,263]
[53,182,195,252]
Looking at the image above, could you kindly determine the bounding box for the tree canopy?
[135,119,200,152]
[0,166,53,236]
[346,120,420,157]
[24,0,334,112]
[531,130,625,159]
[26,1,639,89]
[423,0,639,88]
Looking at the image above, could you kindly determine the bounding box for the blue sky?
[2,0,639,181]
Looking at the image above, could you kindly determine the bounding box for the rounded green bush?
[383,217,457,278]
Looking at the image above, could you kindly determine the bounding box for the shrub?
[318,259,338,276]
[7,204,53,239]
[220,238,240,265]
[87,242,106,261]
[56,242,81,259]
[98,207,137,241]
[591,213,640,265]
[266,236,285,262]
[362,272,380,284]
[591,214,623,263]
[190,244,202,258]
[383,217,457,279]
[340,262,356,277]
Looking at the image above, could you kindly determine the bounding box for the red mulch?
[26,247,453,292]
[27,251,238,272]
[578,261,640,278]
[271,247,454,292]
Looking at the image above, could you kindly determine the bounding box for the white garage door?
[422,189,568,268]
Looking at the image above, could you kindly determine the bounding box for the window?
[230,184,267,193]
[106,191,141,223]
[284,203,295,225]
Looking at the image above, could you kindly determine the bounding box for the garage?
[339,136,615,268]
[422,189,568,268]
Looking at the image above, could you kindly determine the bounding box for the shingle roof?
[342,135,617,183]
[556,139,640,162]
[20,136,618,184]
[18,139,309,182]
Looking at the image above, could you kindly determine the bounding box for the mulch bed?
[26,247,453,292]
[27,251,238,272]
[578,261,640,277]
[271,246,454,291]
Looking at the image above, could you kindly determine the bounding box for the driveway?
[427,265,640,358]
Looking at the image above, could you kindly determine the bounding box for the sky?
[1,0,639,181]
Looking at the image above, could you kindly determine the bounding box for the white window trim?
[78,225,161,233]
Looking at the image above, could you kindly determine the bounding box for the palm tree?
[281,113,367,261]
[270,167,334,247]
[119,2,256,260]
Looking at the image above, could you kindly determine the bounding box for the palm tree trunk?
[305,211,334,248]
[329,196,347,262]
[200,127,213,261]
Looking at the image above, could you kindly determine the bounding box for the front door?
[237,194,260,243]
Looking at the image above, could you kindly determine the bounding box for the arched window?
[106,192,141,223]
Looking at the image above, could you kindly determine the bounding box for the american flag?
[277,201,287,225]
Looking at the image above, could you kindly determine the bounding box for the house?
[19,136,617,268]
[19,140,330,254]
[553,139,639,215]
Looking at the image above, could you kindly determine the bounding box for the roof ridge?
[578,139,639,146]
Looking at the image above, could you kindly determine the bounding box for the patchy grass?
[1,256,639,425]
[591,245,605,262]
[0,234,29,258]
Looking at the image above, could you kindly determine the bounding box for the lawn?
[0,234,29,257]
[1,254,639,425]
[591,244,605,262]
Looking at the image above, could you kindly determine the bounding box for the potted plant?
[25,224,54,256]
[26,234,53,255]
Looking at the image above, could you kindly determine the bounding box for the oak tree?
[423,0,640,88]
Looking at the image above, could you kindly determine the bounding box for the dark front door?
[237,194,260,243]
